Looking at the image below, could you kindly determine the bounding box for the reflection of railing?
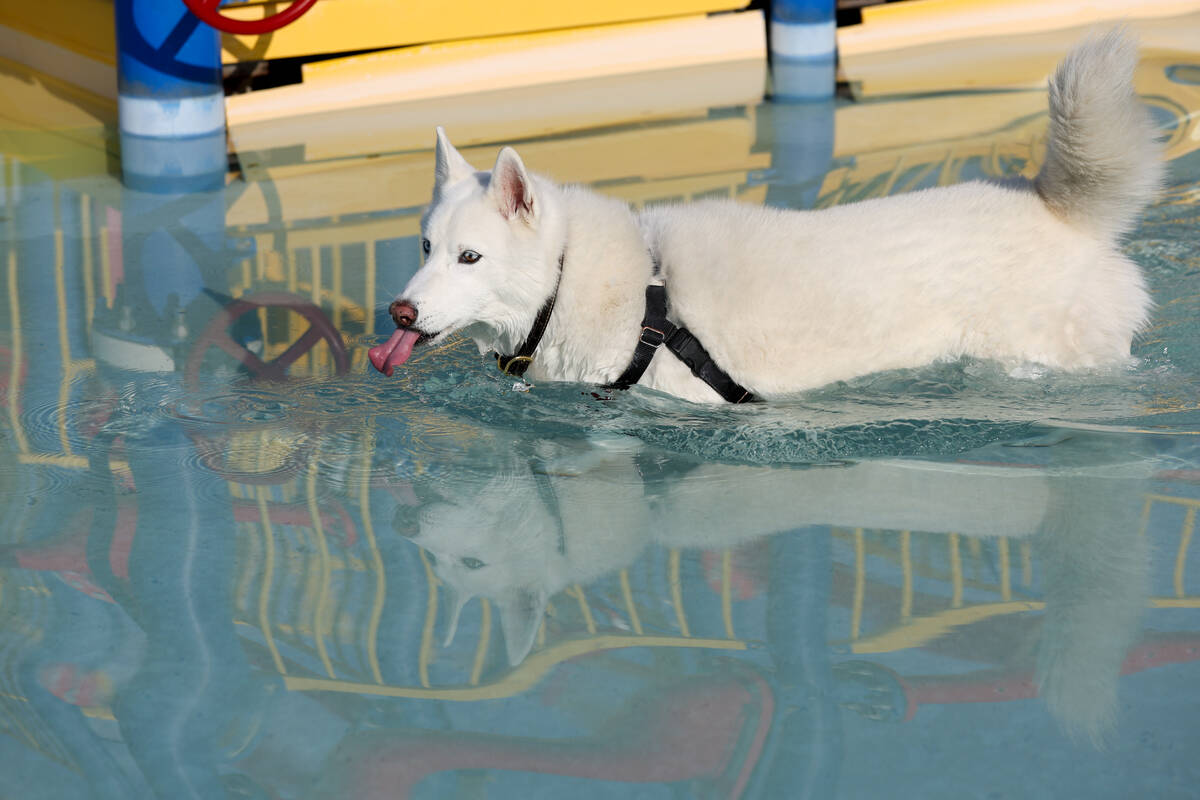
[1148,493,1198,605]
[228,449,748,701]
[217,468,1200,701]
[838,494,1200,655]
[4,431,1199,721]
[4,188,97,469]
[817,131,1041,208]
[817,70,1200,208]
[838,526,1038,654]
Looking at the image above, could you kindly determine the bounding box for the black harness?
[605,284,757,403]
[494,251,757,404]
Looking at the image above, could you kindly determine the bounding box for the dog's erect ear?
[440,585,474,648]
[488,147,536,223]
[434,126,474,190]
[495,586,548,666]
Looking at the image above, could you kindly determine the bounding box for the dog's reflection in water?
[390,433,1151,744]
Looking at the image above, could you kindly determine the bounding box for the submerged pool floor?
[3,32,1200,800]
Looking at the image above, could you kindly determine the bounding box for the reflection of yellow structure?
[824,47,1200,201]
[841,494,1199,656]
[3,186,120,475]
[227,443,749,701]
[0,189,352,477]
[218,460,1200,702]
[3,12,1200,720]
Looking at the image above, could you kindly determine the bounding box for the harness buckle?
[640,326,667,348]
[496,354,534,376]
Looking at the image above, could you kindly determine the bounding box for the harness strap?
[531,468,567,555]
[495,250,566,377]
[607,284,758,404]
[607,284,671,391]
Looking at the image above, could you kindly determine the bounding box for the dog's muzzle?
[369,300,433,376]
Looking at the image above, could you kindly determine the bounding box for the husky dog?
[369,31,1162,402]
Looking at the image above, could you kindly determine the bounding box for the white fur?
[396,30,1162,402]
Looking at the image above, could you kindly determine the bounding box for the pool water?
[3,33,1200,800]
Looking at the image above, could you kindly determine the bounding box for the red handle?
[182,0,318,35]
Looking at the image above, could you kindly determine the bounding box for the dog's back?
[637,29,1162,396]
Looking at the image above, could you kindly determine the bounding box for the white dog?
[369,30,1162,402]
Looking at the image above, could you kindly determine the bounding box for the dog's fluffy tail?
[1035,28,1164,240]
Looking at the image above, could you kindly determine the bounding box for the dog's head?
[390,436,649,666]
[369,129,566,375]
[393,465,560,666]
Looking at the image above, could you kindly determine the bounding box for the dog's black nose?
[392,503,421,538]
[390,300,418,329]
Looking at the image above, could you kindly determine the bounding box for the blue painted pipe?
[769,0,838,101]
[764,99,836,210]
[114,0,226,186]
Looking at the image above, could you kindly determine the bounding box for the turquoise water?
[3,53,1200,800]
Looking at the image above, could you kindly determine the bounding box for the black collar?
[495,250,565,378]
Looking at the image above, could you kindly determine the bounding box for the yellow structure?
[225,12,766,127]
[0,56,114,180]
[219,0,749,64]
[0,0,750,101]
[839,1,1200,95]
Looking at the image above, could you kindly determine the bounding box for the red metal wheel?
[182,0,318,35]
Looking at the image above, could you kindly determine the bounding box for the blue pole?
[764,99,836,210]
[108,0,228,369]
[114,0,226,188]
[769,0,838,102]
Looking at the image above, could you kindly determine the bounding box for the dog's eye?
[461,556,486,570]
[421,238,431,256]
[458,250,481,265]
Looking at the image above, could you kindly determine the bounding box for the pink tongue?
[368,329,421,376]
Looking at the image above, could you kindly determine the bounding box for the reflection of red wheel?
[182,0,318,35]
[185,292,346,485]
[186,291,348,386]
